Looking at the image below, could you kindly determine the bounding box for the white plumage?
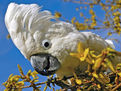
[5,3,120,78]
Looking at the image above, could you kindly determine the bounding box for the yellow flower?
[54,12,61,18]
[107,32,112,36]
[6,34,11,39]
[70,42,89,61]
[18,64,24,76]
[15,81,24,88]
[31,70,38,78]
[93,57,103,70]
[97,84,101,89]
[71,17,76,24]
[89,9,94,15]
[76,8,79,11]
[116,63,121,77]
[80,13,83,17]
[92,71,98,78]
[105,58,115,73]
[27,70,32,77]
[76,79,82,85]
[77,88,82,91]
[97,72,110,84]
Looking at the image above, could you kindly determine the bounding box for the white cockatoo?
[5,3,119,79]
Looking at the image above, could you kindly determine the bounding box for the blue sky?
[0,0,121,91]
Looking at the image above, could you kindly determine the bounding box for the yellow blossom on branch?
[70,42,89,61]
[54,12,61,18]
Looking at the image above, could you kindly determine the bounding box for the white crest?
[5,3,54,34]
[5,3,55,59]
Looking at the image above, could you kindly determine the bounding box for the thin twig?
[112,83,121,91]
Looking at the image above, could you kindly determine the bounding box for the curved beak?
[30,53,60,76]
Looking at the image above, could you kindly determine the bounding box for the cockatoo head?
[5,3,79,76]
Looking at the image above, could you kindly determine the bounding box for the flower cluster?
[3,65,40,91]
[3,42,121,91]
[69,42,121,90]
[64,0,121,36]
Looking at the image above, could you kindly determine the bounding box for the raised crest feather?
[5,3,54,34]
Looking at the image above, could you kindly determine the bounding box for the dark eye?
[42,40,51,49]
